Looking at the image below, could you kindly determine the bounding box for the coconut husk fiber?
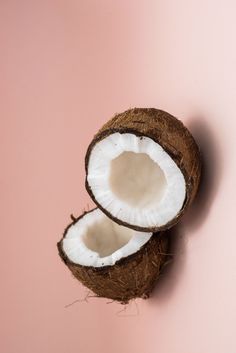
[85,107,201,232]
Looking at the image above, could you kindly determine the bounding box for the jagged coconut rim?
[86,133,186,230]
[62,208,152,268]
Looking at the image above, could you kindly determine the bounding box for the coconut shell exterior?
[57,211,169,304]
[85,108,201,232]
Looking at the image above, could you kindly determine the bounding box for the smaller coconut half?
[85,108,201,232]
[57,208,169,303]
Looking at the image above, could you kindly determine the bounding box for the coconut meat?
[63,208,152,267]
[87,133,186,228]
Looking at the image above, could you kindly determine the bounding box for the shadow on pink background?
[1,1,236,353]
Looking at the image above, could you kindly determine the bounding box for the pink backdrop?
[1,1,236,352]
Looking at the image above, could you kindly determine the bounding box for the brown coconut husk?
[85,108,201,232]
[57,210,170,304]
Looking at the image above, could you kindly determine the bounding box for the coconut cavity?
[58,208,169,303]
[110,151,167,207]
[62,208,152,267]
[83,217,134,257]
[86,133,186,230]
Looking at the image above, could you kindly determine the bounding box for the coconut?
[57,208,169,303]
[85,108,201,232]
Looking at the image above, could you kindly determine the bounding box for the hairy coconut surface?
[85,108,201,232]
[57,209,169,303]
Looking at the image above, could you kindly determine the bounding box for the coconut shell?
[85,108,201,232]
[57,211,169,304]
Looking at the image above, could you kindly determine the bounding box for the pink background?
[1,1,236,352]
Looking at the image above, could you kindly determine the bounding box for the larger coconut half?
[57,208,169,303]
[85,108,201,232]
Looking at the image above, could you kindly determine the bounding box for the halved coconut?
[85,108,201,232]
[57,208,169,303]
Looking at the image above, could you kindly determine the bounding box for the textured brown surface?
[57,210,169,304]
[85,108,201,232]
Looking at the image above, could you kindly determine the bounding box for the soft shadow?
[149,117,223,303]
[182,117,223,232]
[149,224,186,304]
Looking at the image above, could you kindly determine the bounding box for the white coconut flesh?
[87,133,186,228]
[63,208,152,267]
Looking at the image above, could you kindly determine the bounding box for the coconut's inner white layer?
[87,133,186,228]
[63,208,152,267]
